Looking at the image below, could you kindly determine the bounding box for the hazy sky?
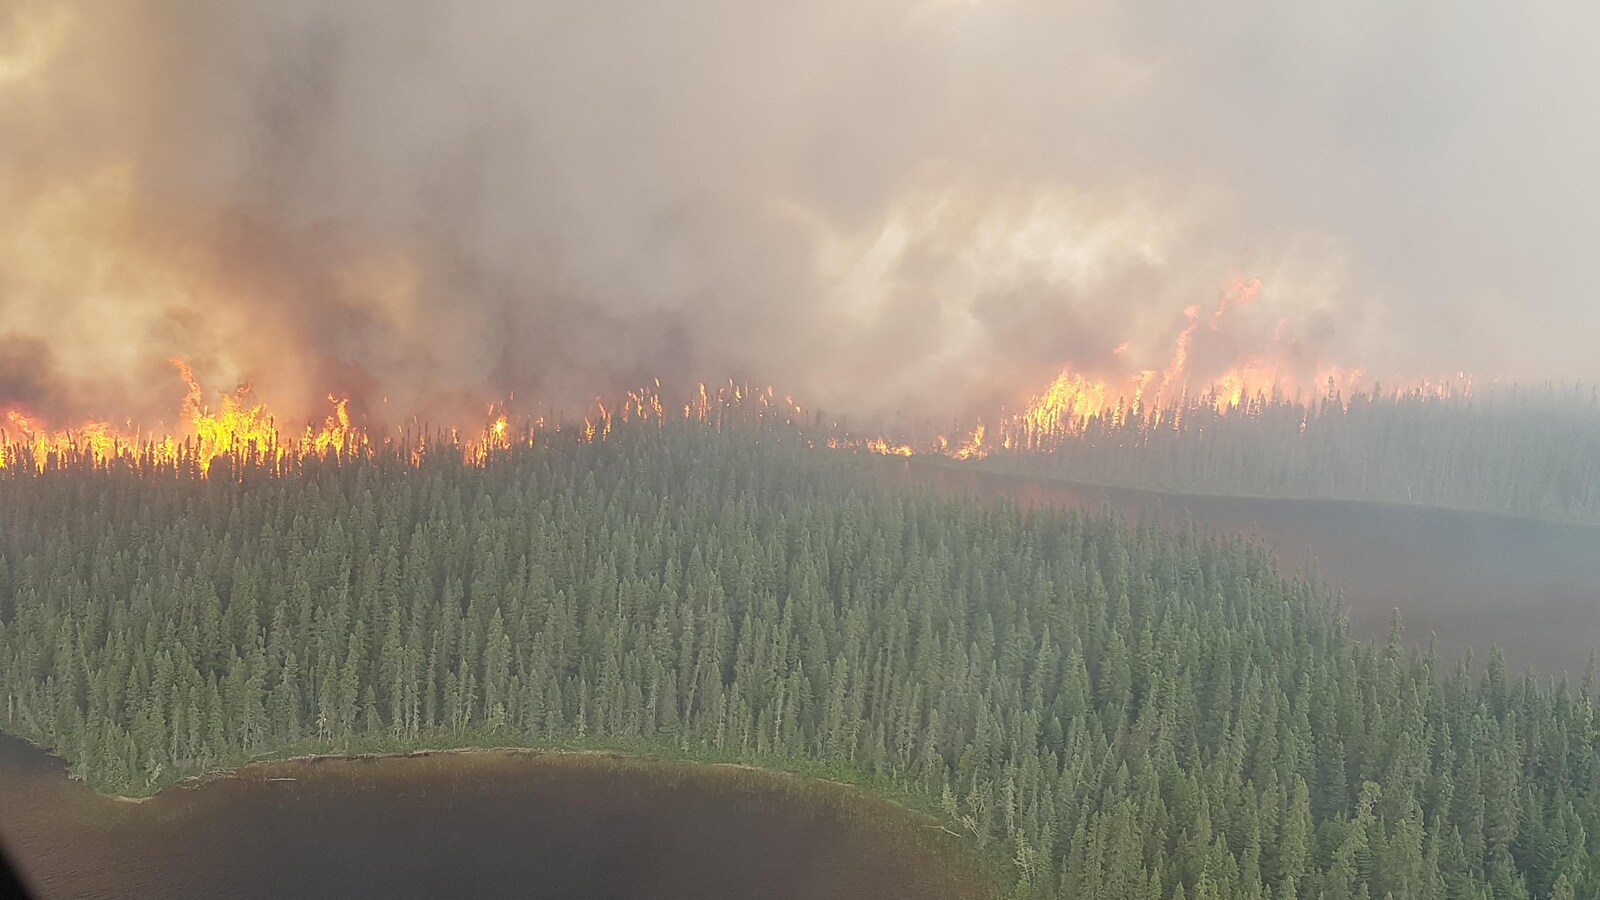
[1,0,1596,425]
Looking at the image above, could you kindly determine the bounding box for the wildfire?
[0,359,360,474]
[0,363,818,476]
[0,6,1489,480]
[307,397,356,458]
[0,277,1479,476]
[866,438,914,457]
[846,275,1472,461]
[948,423,986,460]
[1007,370,1113,450]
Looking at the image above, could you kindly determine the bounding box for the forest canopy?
[1,423,1597,899]
[975,384,1600,525]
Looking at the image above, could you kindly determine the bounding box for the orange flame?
[866,438,914,457]
[0,276,1478,476]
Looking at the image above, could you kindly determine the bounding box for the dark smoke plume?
[2,0,1595,428]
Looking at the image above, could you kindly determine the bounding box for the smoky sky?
[1,0,1596,427]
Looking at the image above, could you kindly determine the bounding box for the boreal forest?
[956,385,1600,526]
[2,409,1598,900]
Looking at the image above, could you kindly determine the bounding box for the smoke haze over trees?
[982,385,1600,524]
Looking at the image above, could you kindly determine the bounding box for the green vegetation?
[2,422,1599,898]
[1001,384,1600,524]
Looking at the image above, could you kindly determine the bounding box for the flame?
[1,366,819,476]
[2,409,127,472]
[0,15,1493,481]
[989,274,1375,447]
[307,397,355,458]
[0,275,1478,476]
[1209,360,1279,412]
[174,358,278,467]
[866,438,914,457]
[0,360,360,474]
[847,274,1475,461]
[1010,370,1111,448]
[948,423,986,460]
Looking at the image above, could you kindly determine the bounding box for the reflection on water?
[883,460,1600,677]
[0,735,993,900]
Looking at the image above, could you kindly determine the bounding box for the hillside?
[1,426,1595,898]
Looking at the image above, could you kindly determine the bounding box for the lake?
[0,734,993,900]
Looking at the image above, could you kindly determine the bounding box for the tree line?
[1,422,1597,898]
[996,384,1600,524]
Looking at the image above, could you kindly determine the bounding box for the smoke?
[2,0,1596,428]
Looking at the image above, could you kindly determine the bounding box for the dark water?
[0,735,992,900]
[883,460,1600,678]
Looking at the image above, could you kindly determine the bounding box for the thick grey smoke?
[1,0,1596,428]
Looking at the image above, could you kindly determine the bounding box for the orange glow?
[0,360,359,474]
[0,278,1477,476]
[867,438,914,457]
[0,368,819,476]
[1007,370,1112,449]
[948,423,986,460]
[0,10,1486,482]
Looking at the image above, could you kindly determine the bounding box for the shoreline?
[4,733,917,813]
[167,746,835,793]
[0,734,1002,898]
